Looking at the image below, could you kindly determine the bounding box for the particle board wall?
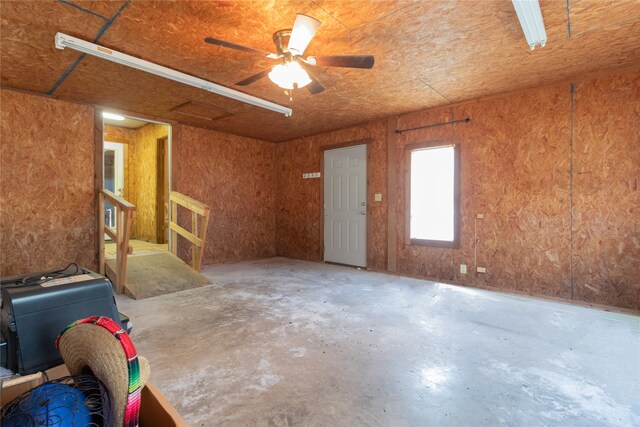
[0,89,97,275]
[448,86,572,300]
[103,123,169,242]
[276,68,640,310]
[1,89,278,278]
[275,121,388,269]
[103,125,134,144]
[128,123,169,242]
[172,125,277,265]
[572,71,640,309]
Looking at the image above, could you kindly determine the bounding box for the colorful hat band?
[57,316,142,427]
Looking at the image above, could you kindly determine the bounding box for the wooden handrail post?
[197,207,210,271]
[192,211,199,270]
[168,191,211,271]
[98,192,105,275]
[98,189,135,294]
[171,200,178,255]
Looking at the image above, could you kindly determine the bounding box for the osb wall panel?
[104,125,134,143]
[173,125,277,265]
[450,86,572,300]
[128,123,169,242]
[276,69,639,310]
[395,108,458,281]
[103,123,169,242]
[0,89,97,275]
[275,121,388,270]
[572,70,640,309]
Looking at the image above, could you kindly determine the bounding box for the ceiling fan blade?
[288,14,321,55]
[204,37,276,58]
[300,64,325,94]
[309,55,375,69]
[235,68,272,86]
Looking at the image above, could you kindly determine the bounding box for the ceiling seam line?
[311,1,350,31]
[418,78,451,103]
[58,0,109,21]
[46,53,86,95]
[92,0,131,43]
[47,0,131,95]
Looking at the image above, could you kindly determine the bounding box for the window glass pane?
[410,146,454,241]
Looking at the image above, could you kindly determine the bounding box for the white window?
[407,144,460,247]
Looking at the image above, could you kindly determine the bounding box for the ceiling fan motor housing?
[273,30,292,56]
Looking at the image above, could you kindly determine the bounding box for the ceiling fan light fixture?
[268,61,312,90]
[288,14,321,55]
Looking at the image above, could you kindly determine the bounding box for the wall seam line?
[565,0,572,38]
[570,82,575,300]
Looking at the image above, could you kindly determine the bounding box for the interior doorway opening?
[102,113,172,258]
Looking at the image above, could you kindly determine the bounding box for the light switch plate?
[460,264,467,274]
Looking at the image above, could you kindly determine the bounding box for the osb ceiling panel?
[65,1,130,19]
[2,0,640,141]
[569,0,638,35]
[0,0,108,93]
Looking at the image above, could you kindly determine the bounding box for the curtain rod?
[395,117,471,134]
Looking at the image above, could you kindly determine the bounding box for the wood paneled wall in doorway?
[104,123,170,243]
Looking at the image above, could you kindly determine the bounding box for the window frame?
[405,140,461,249]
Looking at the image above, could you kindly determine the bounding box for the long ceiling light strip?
[55,33,293,117]
[512,0,547,50]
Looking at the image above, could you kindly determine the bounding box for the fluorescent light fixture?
[55,33,292,117]
[102,112,125,121]
[268,62,312,90]
[512,0,547,50]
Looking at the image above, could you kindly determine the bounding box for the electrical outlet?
[477,267,487,273]
[476,213,484,219]
[374,193,382,202]
[460,264,467,274]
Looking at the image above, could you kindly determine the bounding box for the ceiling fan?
[204,14,374,96]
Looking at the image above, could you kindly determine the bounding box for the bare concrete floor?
[116,257,640,426]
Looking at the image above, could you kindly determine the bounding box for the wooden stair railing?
[99,189,135,294]
[169,191,211,271]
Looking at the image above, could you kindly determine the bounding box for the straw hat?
[56,316,150,427]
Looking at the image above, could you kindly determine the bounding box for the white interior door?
[324,144,367,267]
[103,141,124,232]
